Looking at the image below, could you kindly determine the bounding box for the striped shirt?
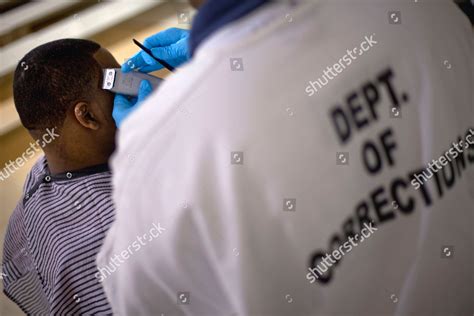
[2,156,114,315]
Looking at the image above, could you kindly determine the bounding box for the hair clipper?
[102,68,163,97]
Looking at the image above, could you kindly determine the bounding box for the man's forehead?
[93,47,119,69]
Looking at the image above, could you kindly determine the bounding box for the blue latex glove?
[112,80,152,127]
[122,28,190,73]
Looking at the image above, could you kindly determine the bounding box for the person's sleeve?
[2,205,49,314]
[97,165,237,316]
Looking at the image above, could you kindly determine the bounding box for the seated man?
[2,39,121,315]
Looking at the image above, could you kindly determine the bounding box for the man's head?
[188,0,206,9]
[14,39,120,169]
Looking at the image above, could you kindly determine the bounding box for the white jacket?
[98,1,474,315]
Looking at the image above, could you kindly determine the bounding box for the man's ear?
[74,102,100,130]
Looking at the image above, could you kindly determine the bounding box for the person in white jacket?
[97,0,474,315]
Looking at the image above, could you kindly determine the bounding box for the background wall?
[0,1,193,314]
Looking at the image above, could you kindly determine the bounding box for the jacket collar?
[189,0,269,57]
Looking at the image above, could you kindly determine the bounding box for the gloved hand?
[112,80,152,127]
[122,28,190,73]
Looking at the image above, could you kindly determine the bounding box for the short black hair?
[13,39,102,130]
